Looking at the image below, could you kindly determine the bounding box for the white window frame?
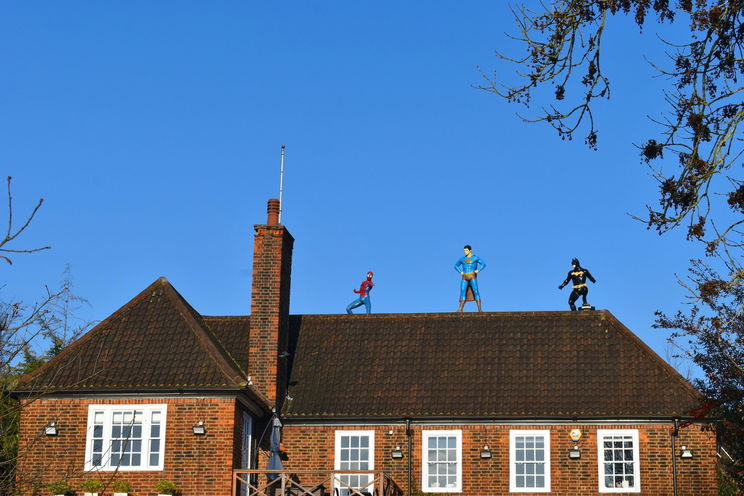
[421,429,462,493]
[509,429,551,492]
[334,430,375,496]
[84,404,167,472]
[597,429,641,493]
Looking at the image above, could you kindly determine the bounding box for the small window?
[334,430,375,496]
[422,430,461,493]
[509,430,551,492]
[597,429,640,493]
[84,404,166,471]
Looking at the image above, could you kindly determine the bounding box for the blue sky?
[2,2,701,374]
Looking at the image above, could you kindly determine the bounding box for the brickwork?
[249,199,294,406]
[16,397,242,496]
[282,423,717,496]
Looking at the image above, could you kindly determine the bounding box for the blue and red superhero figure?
[558,258,596,310]
[346,271,374,314]
[454,245,486,312]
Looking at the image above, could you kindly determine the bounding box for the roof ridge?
[17,277,172,388]
[159,280,248,387]
[603,311,701,402]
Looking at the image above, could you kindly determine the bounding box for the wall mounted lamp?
[192,421,206,435]
[568,446,581,459]
[680,446,693,459]
[44,422,58,436]
[480,445,492,459]
[391,446,403,459]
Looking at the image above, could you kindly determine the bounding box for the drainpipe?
[406,418,412,496]
[672,418,679,496]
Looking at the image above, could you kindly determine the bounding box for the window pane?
[428,437,436,449]
[149,453,159,466]
[447,437,455,449]
[360,437,368,448]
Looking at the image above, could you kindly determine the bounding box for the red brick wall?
[249,200,294,406]
[282,423,718,496]
[16,396,243,496]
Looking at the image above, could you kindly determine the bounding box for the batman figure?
[558,258,596,311]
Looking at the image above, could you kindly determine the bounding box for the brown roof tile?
[283,311,700,419]
[16,278,699,419]
[16,278,253,395]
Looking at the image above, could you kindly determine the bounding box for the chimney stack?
[248,198,294,406]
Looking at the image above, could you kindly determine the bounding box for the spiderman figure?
[346,271,374,314]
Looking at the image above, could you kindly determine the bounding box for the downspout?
[406,418,412,496]
[671,418,679,496]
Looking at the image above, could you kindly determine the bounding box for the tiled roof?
[283,311,700,418]
[15,278,255,397]
[16,278,699,419]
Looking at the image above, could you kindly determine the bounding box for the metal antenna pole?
[278,144,285,224]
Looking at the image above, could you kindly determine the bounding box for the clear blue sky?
[2,2,700,374]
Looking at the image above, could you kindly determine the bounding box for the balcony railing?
[232,469,403,496]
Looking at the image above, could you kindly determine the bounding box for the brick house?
[13,199,717,495]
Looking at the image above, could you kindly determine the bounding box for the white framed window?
[334,430,375,496]
[84,404,167,471]
[509,430,551,492]
[597,429,640,493]
[422,430,461,493]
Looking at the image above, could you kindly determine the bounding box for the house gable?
[15,277,258,397]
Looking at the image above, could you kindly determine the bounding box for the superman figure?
[558,258,596,310]
[346,271,374,314]
[454,245,486,312]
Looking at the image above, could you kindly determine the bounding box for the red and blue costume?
[346,272,374,314]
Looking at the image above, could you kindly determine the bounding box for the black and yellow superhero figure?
[558,258,596,311]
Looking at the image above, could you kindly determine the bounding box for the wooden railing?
[232,470,403,496]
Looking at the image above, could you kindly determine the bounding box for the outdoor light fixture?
[569,446,581,459]
[680,446,693,459]
[192,421,206,435]
[480,445,492,459]
[391,446,403,459]
[44,422,57,436]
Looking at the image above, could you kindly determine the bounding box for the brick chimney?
[249,198,294,407]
